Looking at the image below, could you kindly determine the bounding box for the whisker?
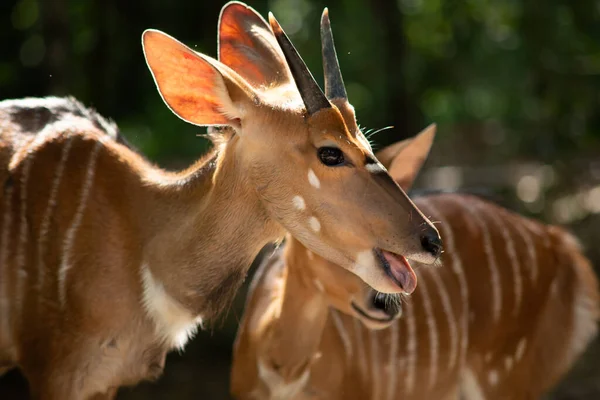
[366,125,394,138]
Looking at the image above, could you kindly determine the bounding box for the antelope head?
[143,2,441,295]
[289,124,438,329]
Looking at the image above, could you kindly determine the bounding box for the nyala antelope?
[0,2,441,399]
[231,122,600,400]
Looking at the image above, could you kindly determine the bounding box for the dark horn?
[320,8,347,100]
[268,12,331,115]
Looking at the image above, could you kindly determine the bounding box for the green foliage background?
[1,0,600,398]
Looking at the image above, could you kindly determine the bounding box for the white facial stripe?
[308,217,321,232]
[308,169,320,189]
[313,279,325,293]
[292,195,306,211]
[366,162,386,174]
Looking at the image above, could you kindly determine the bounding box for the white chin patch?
[354,250,376,275]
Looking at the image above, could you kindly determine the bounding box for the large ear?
[218,2,293,88]
[375,124,436,191]
[142,29,256,127]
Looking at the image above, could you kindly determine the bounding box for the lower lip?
[351,302,395,323]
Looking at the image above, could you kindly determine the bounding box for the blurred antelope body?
[0,2,443,398]
[233,191,600,400]
[231,126,600,399]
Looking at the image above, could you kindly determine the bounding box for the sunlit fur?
[0,3,440,398]
[214,2,441,295]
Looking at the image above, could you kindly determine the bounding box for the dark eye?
[317,147,345,166]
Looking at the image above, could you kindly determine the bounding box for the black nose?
[420,231,443,258]
[372,292,401,317]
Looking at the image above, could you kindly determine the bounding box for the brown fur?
[0,4,443,398]
[231,193,600,400]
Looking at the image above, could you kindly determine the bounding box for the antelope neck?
[263,239,330,378]
[137,135,284,318]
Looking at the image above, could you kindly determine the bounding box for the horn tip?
[268,12,281,33]
[321,8,330,25]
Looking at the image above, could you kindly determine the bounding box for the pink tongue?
[382,251,417,294]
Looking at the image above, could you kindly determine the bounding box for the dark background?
[1,0,600,398]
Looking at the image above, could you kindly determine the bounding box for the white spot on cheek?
[488,369,499,386]
[309,217,321,232]
[504,355,513,371]
[365,162,385,174]
[292,195,306,211]
[308,169,320,189]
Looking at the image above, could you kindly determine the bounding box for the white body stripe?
[427,268,459,371]
[385,322,398,400]
[421,198,470,369]
[369,329,381,400]
[515,338,527,361]
[419,277,439,390]
[404,298,417,394]
[330,310,352,361]
[37,137,74,296]
[0,186,14,342]
[484,208,522,315]
[58,142,103,307]
[16,157,33,322]
[513,222,538,283]
[454,199,502,322]
[353,318,368,379]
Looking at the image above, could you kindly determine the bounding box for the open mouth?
[351,302,396,323]
[374,248,417,294]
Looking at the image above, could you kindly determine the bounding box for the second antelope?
[0,2,440,399]
[231,124,600,400]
